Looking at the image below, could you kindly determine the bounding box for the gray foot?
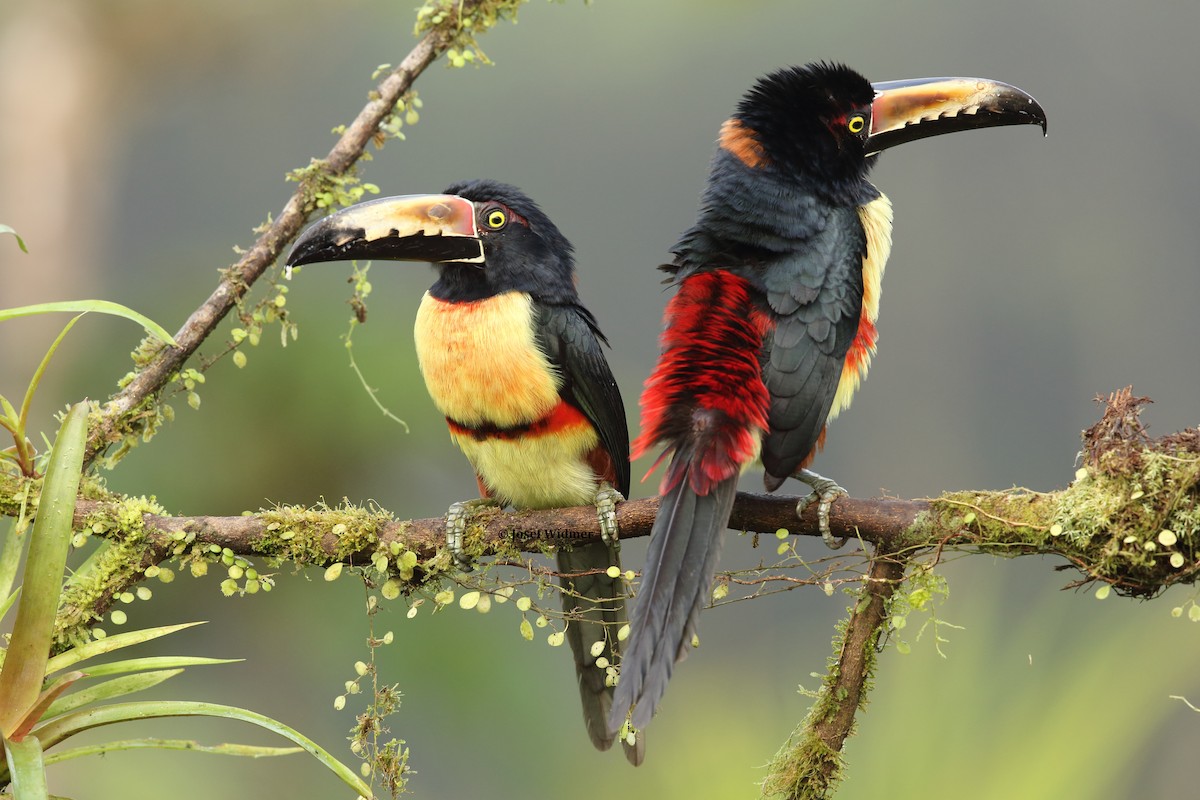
[594,483,624,548]
[446,497,499,568]
[794,469,848,549]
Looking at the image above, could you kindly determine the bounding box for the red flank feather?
[843,315,877,374]
[634,271,770,496]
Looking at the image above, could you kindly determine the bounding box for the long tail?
[609,468,738,732]
[558,541,644,765]
[607,270,770,735]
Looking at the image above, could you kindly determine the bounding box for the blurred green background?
[4,0,1200,797]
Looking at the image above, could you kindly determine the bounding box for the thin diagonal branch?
[83,12,470,463]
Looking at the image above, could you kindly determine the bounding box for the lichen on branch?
[81,0,526,470]
[922,388,1200,597]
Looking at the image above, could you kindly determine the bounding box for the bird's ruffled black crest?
[738,62,874,122]
[730,62,878,199]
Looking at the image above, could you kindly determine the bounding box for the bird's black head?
[720,61,1048,205]
[733,62,878,199]
[434,179,578,303]
[285,179,579,304]
[668,62,1046,270]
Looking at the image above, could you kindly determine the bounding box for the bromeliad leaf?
[31,701,373,798]
[42,669,184,721]
[0,224,28,253]
[0,300,177,347]
[41,738,304,765]
[44,622,206,676]
[0,402,87,737]
[3,735,46,799]
[8,672,84,741]
[62,655,241,680]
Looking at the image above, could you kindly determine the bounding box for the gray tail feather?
[558,541,645,765]
[607,472,739,734]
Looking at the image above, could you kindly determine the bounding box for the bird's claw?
[594,483,624,549]
[445,498,499,569]
[794,469,849,549]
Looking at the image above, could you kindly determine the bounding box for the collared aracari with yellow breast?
[609,63,1046,737]
[287,179,643,764]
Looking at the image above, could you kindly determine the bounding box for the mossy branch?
[82,0,508,466]
[8,386,1200,645]
[761,549,908,800]
[1,388,1197,789]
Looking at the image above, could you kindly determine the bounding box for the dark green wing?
[757,206,866,488]
[534,301,631,497]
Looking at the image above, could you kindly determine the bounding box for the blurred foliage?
[4,0,1200,798]
[0,322,373,797]
[0,225,27,254]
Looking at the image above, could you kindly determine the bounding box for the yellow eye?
[847,114,866,134]
[485,209,507,229]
